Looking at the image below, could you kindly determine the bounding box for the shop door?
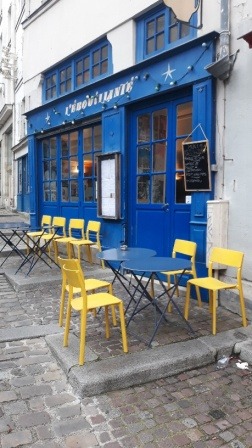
[128,99,192,256]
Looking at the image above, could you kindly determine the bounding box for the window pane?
[94,125,102,149]
[137,114,151,143]
[147,20,155,38]
[62,159,69,178]
[177,102,192,135]
[157,15,165,32]
[176,140,184,170]
[84,56,90,69]
[84,179,93,202]
[62,181,69,201]
[92,65,99,78]
[61,135,69,156]
[84,71,90,82]
[147,39,154,54]
[76,60,82,73]
[70,132,78,155]
[176,173,186,203]
[93,49,100,64]
[153,109,167,140]
[137,176,150,203]
[170,25,178,42]
[153,143,166,172]
[42,140,49,158]
[83,128,92,152]
[152,174,165,203]
[181,23,190,38]
[138,146,151,173]
[157,33,165,51]
[70,180,78,201]
[101,45,108,59]
[101,60,108,74]
[70,157,78,178]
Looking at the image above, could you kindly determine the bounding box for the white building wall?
[213,1,252,283]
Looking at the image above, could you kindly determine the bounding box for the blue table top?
[96,247,156,262]
[122,256,191,273]
[0,222,29,230]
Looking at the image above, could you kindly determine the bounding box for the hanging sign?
[182,140,211,191]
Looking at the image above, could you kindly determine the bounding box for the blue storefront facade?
[25,31,217,278]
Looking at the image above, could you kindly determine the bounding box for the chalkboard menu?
[182,140,211,191]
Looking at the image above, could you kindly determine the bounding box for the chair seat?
[70,238,93,246]
[189,277,237,291]
[162,269,192,276]
[72,292,122,311]
[27,230,45,237]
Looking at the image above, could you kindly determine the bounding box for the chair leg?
[86,245,92,264]
[212,291,217,335]
[63,298,72,347]
[184,282,191,320]
[195,285,202,307]
[79,309,87,365]
[167,275,173,313]
[59,286,65,327]
[104,306,110,338]
[239,288,248,328]
[118,302,128,353]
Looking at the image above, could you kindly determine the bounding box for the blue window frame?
[75,42,110,89]
[136,6,196,62]
[43,40,111,102]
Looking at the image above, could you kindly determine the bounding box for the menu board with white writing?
[182,140,211,191]
[97,152,121,219]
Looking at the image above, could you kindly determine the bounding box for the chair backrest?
[68,218,85,239]
[209,247,244,284]
[58,256,84,284]
[52,216,66,236]
[86,220,101,241]
[172,239,197,265]
[63,265,88,310]
[41,215,52,227]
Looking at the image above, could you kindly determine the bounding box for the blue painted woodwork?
[26,32,217,277]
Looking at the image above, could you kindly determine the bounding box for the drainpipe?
[205,0,238,80]
[220,0,230,59]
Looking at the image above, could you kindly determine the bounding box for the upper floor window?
[43,40,111,102]
[136,6,195,62]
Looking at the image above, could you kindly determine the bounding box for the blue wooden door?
[128,97,192,256]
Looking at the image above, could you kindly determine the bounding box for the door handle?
[162,203,169,211]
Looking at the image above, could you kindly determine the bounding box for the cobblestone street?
[1,337,252,448]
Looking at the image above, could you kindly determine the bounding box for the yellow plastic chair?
[184,247,247,335]
[54,218,85,259]
[162,239,201,312]
[63,263,128,365]
[57,256,116,327]
[39,216,66,262]
[69,220,104,268]
[26,215,52,253]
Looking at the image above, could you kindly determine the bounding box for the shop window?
[42,137,57,202]
[136,6,195,62]
[83,123,102,202]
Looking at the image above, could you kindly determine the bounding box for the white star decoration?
[162,64,176,82]
[45,113,51,124]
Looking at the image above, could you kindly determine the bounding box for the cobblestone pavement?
[0,211,252,447]
[1,339,252,448]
